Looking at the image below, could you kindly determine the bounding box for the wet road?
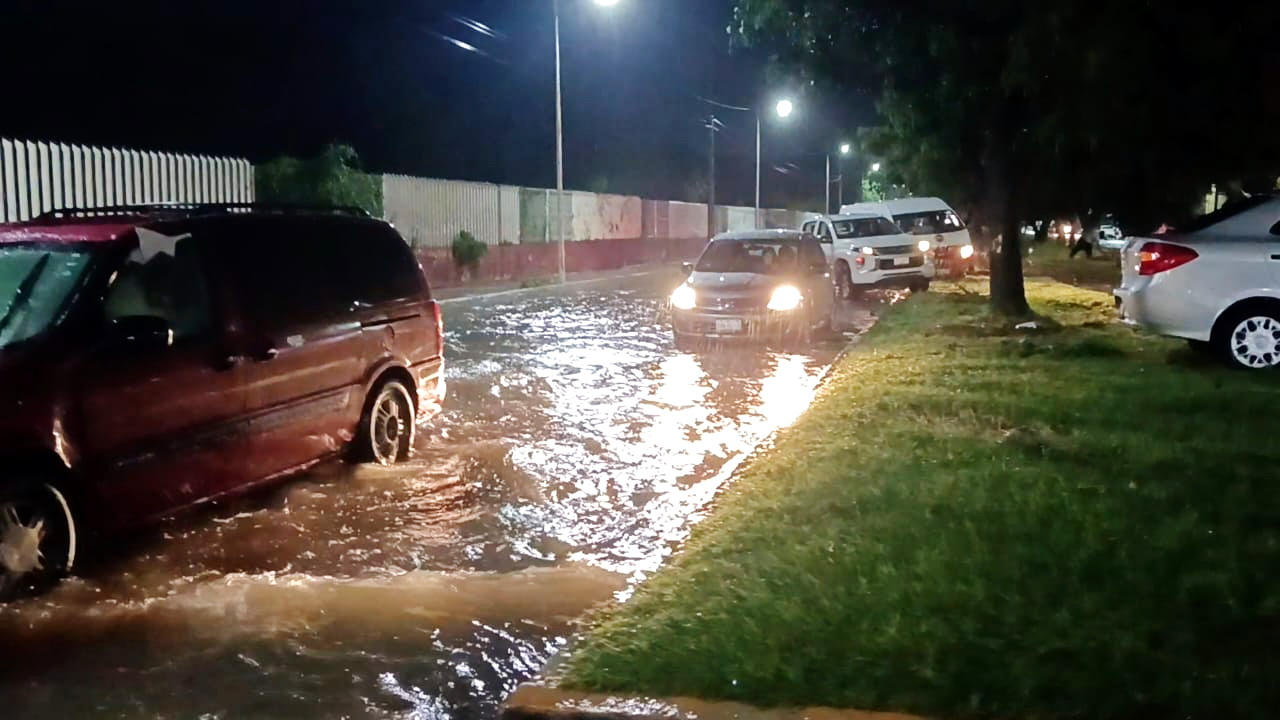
[0,270,873,719]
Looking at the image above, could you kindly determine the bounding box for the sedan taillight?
[1137,241,1198,276]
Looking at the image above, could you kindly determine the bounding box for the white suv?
[803,213,934,299]
[1114,195,1280,368]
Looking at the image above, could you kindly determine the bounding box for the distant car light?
[959,244,975,260]
[917,239,931,253]
[767,285,803,311]
[1061,223,1074,235]
[670,284,696,310]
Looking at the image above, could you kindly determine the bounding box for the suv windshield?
[0,244,94,350]
[894,210,965,235]
[832,217,901,239]
[696,238,824,274]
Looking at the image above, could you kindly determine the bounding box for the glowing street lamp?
[871,162,882,173]
[828,141,853,214]
[775,99,794,119]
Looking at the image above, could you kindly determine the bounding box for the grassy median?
[562,280,1280,719]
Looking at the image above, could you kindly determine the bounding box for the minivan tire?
[354,379,417,465]
[0,479,77,603]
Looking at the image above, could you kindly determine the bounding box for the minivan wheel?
[356,380,417,465]
[0,480,76,603]
[1219,311,1280,369]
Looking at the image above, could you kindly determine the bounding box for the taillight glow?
[1137,242,1198,276]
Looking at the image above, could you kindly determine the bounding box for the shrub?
[451,230,488,271]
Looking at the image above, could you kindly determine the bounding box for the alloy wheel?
[1230,315,1280,369]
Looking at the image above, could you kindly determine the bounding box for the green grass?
[562,280,1280,719]
[1022,239,1122,288]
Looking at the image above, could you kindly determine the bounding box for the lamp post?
[834,142,851,211]
[553,0,619,283]
[756,98,794,228]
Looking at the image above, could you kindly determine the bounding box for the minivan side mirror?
[107,316,173,351]
[681,262,694,275]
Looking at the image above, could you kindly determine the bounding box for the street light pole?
[825,154,831,215]
[553,0,566,284]
[755,113,762,229]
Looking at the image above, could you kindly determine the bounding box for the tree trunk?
[991,195,1031,318]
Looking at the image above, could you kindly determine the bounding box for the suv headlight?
[959,244,975,259]
[671,284,696,310]
[767,285,803,311]
[917,239,931,253]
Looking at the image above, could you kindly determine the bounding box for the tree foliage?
[733,0,1280,315]
[255,144,383,217]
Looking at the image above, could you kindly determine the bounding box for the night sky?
[1,0,870,207]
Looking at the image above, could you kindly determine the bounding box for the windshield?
[0,244,94,350]
[893,210,965,235]
[832,217,902,239]
[696,238,825,274]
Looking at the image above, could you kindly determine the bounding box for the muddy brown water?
[0,272,875,719]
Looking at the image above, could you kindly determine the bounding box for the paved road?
[0,269,876,719]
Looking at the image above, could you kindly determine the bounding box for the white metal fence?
[0,137,253,224]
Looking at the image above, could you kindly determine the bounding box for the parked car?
[803,213,934,298]
[0,203,446,600]
[670,230,833,348]
[1114,195,1280,368]
[1097,221,1126,251]
[841,197,975,278]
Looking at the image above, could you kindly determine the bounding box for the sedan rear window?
[1178,195,1272,233]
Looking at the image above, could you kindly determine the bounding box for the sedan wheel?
[1227,315,1280,369]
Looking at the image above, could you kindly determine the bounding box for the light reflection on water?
[0,274,861,719]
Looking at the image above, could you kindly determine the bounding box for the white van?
[841,197,974,278]
[802,213,934,298]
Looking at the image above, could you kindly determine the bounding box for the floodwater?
[0,271,874,719]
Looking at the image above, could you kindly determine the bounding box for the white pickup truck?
[802,213,934,298]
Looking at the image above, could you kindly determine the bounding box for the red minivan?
[0,204,445,600]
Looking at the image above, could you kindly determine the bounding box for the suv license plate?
[893,256,911,266]
[715,319,743,333]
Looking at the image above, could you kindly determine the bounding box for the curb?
[500,684,928,720]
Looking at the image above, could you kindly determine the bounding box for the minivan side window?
[217,223,347,330]
[104,235,212,342]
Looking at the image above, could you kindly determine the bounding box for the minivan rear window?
[832,217,901,239]
[894,210,965,235]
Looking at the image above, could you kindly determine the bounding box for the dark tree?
[732,0,1280,316]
